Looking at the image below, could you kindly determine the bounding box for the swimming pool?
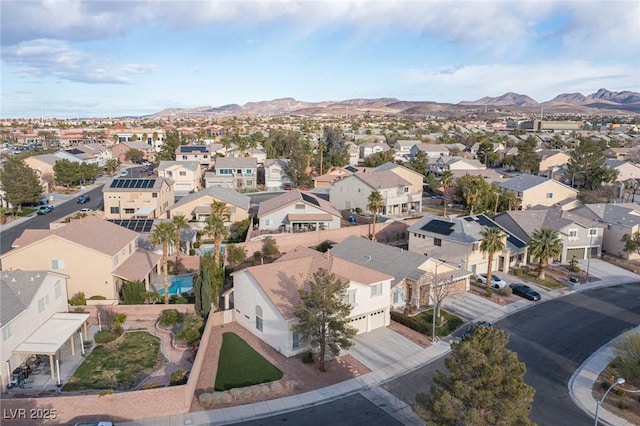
[158,274,194,295]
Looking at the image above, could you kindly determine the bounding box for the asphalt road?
[0,185,104,255]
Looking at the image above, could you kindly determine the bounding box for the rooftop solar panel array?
[475,215,527,249]
[109,179,156,189]
[180,146,207,153]
[420,219,455,235]
[108,219,155,233]
[300,193,320,207]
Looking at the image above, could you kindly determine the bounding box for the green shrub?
[355,207,362,214]
[95,330,117,344]
[88,295,107,300]
[73,307,86,313]
[193,241,201,249]
[189,248,196,256]
[514,268,523,277]
[159,309,183,327]
[485,288,493,298]
[169,369,189,386]
[112,313,127,335]
[176,315,204,343]
[122,280,146,304]
[301,351,314,364]
[614,388,625,397]
[69,292,86,306]
[617,396,629,410]
[170,294,188,304]
[601,380,612,390]
[140,381,160,389]
[614,332,640,380]
[253,250,262,259]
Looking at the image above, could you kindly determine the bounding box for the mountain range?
[147,88,640,119]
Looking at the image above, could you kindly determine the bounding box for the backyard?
[63,331,162,391]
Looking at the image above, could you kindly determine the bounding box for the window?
[55,280,62,299]
[265,218,272,226]
[343,289,356,305]
[546,193,553,199]
[220,169,232,175]
[295,203,305,210]
[434,238,442,247]
[589,228,598,237]
[114,255,119,266]
[152,192,158,198]
[51,259,65,269]
[166,171,173,177]
[2,324,11,341]
[236,169,242,174]
[179,171,186,176]
[404,186,409,193]
[124,208,135,214]
[255,305,263,332]
[129,243,133,254]
[371,282,383,297]
[110,207,120,214]
[292,331,302,349]
[245,169,253,175]
[393,287,405,304]
[246,179,253,186]
[472,243,479,252]
[38,298,45,313]
[569,229,578,238]
[45,294,49,304]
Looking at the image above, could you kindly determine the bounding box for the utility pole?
[432,262,439,343]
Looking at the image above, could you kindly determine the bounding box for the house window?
[255,305,263,332]
[236,169,242,174]
[38,298,45,313]
[546,193,553,199]
[569,229,578,238]
[472,243,479,252]
[167,171,173,177]
[265,219,272,226]
[245,169,253,175]
[404,187,409,193]
[292,331,302,349]
[220,169,232,175]
[371,282,383,297]
[124,208,135,214]
[179,171,186,176]
[589,228,598,237]
[152,192,158,198]
[393,287,405,304]
[182,155,187,160]
[55,280,62,299]
[434,238,442,247]
[295,203,305,210]
[110,207,120,214]
[246,179,253,186]
[52,259,65,269]
[114,254,119,266]
[343,289,356,306]
[2,324,11,341]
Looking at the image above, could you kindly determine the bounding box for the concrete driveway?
[576,258,639,284]
[346,327,423,370]
[440,291,501,321]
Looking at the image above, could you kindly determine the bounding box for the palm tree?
[367,191,384,241]
[440,170,453,217]
[210,200,231,223]
[105,159,119,176]
[528,227,562,280]
[171,214,190,274]
[204,215,229,265]
[151,222,177,304]
[479,227,506,291]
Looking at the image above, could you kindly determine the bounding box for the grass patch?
[215,332,283,391]
[391,309,464,338]
[521,270,565,289]
[63,331,161,391]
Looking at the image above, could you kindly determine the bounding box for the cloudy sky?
[1,0,638,118]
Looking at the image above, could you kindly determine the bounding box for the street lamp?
[594,377,625,426]
[586,229,595,284]
[432,262,439,344]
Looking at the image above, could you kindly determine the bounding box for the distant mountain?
[144,88,640,119]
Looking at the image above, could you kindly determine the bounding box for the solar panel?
[109,178,156,189]
[420,219,455,235]
[181,145,206,153]
[108,219,154,233]
[301,193,320,207]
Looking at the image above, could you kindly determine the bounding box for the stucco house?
[428,156,486,175]
[1,271,90,390]
[204,157,257,190]
[494,206,604,263]
[102,177,175,220]
[175,145,214,168]
[264,159,291,191]
[112,140,157,163]
[257,189,341,232]
[537,150,571,176]
[157,161,202,194]
[498,174,578,210]
[167,186,250,223]
[408,214,527,275]
[359,142,390,161]
[231,246,393,357]
[1,216,160,303]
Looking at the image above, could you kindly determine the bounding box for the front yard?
[391,309,464,339]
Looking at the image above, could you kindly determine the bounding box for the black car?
[77,194,91,204]
[509,283,541,301]
[461,321,492,340]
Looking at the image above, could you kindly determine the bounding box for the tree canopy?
[566,138,618,189]
[0,157,43,210]
[157,130,185,161]
[53,159,101,186]
[527,227,562,279]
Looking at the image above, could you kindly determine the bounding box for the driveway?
[577,258,639,284]
[346,327,423,370]
[440,291,500,321]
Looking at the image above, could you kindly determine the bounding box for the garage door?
[566,247,585,261]
[349,314,367,334]
[369,309,386,330]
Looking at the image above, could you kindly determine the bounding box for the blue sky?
[1,0,639,118]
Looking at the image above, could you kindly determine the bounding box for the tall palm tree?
[105,159,119,176]
[204,215,229,265]
[479,227,506,291]
[528,227,562,280]
[367,191,384,241]
[151,222,177,304]
[440,170,453,217]
[171,214,190,274]
[210,200,231,223]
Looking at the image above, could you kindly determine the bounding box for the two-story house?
[204,157,257,190]
[408,214,527,275]
[102,177,175,220]
[167,186,250,223]
[1,216,161,302]
[175,145,214,168]
[157,161,202,194]
[263,159,291,191]
[257,189,342,232]
[231,246,393,357]
[359,142,390,162]
[537,150,571,177]
[112,140,157,163]
[498,174,578,210]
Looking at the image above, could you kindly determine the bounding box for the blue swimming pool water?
[158,274,194,295]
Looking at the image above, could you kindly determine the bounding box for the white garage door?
[369,309,386,330]
[349,314,367,334]
[567,247,585,261]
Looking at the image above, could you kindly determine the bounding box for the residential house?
[392,139,417,161]
[410,143,452,161]
[112,141,157,163]
[537,150,571,177]
[167,186,250,223]
[102,177,174,220]
[428,156,486,175]
[313,166,360,189]
[257,189,341,232]
[175,145,214,168]
[359,142,390,161]
[604,147,640,162]
[407,214,527,275]
[1,216,160,302]
[231,246,393,357]
[346,142,359,166]
[331,236,471,310]
[1,271,90,389]
[498,174,578,210]
[157,161,202,194]
[264,159,291,191]
[494,207,604,263]
[569,203,640,260]
[204,157,257,190]
[606,159,640,182]
[23,154,59,191]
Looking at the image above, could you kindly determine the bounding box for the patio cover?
[287,213,332,222]
[112,248,161,282]
[12,312,90,355]
[135,207,155,217]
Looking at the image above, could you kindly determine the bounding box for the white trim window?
[255,305,263,332]
[292,331,302,349]
[343,289,356,306]
[588,228,598,237]
[2,324,12,341]
[371,282,383,297]
[568,229,578,238]
[52,259,65,269]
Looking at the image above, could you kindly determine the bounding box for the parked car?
[77,194,91,204]
[140,167,148,173]
[36,205,54,215]
[119,170,129,177]
[510,283,541,301]
[79,208,92,213]
[476,274,507,289]
[462,321,492,340]
[283,182,293,190]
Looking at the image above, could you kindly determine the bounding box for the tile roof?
[354,170,411,190]
[0,271,50,326]
[157,161,201,172]
[257,189,340,218]
[112,249,161,282]
[171,186,250,210]
[214,156,257,169]
[498,174,577,193]
[570,203,640,228]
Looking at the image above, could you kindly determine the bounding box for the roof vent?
[11,278,16,282]
[30,276,34,281]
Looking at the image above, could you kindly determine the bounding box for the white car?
[119,170,129,177]
[79,208,92,213]
[476,274,507,289]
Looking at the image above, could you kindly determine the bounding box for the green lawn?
[520,271,566,289]
[63,331,161,391]
[215,332,283,391]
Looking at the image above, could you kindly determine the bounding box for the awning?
[135,207,155,216]
[287,213,332,222]
[112,248,161,282]
[12,312,90,355]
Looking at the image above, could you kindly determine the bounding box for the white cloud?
[190,66,201,73]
